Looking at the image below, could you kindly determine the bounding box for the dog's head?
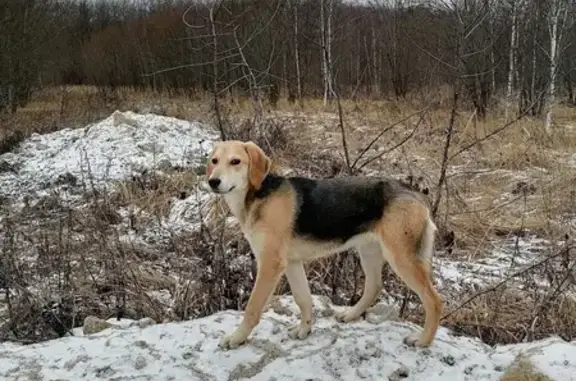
[206,140,271,194]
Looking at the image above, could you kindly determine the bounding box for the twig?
[432,88,459,218]
[442,244,573,320]
[355,115,424,172]
[335,94,351,174]
[350,106,429,172]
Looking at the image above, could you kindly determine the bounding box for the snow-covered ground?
[1,296,575,381]
[435,234,552,291]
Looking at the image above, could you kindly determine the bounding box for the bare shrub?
[0,128,25,155]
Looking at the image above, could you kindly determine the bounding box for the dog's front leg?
[219,244,287,350]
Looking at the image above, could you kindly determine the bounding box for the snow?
[435,235,551,291]
[1,296,574,381]
[0,110,216,204]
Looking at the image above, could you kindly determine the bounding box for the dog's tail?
[417,212,437,266]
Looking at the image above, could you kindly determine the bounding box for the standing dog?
[205,140,444,350]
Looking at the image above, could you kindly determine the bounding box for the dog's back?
[252,174,429,244]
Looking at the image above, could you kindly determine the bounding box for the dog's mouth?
[211,185,235,194]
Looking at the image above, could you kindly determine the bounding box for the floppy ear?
[244,141,271,190]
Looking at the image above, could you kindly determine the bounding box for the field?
[0,86,575,380]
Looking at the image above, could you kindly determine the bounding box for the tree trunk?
[320,0,328,105]
[505,0,518,120]
[545,1,562,133]
[371,25,379,96]
[291,0,302,103]
[327,0,334,99]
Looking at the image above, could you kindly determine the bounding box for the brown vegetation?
[1,0,575,350]
[1,86,575,347]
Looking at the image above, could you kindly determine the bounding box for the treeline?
[1,0,576,119]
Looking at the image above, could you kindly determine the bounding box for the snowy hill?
[1,296,575,381]
[0,110,216,203]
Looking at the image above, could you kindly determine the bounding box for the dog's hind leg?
[336,241,385,323]
[376,200,444,347]
[285,261,314,339]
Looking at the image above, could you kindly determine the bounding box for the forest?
[1,0,575,128]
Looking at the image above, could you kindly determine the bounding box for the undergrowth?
[1,89,575,347]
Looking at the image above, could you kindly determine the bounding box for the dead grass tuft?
[114,168,199,219]
[501,359,555,381]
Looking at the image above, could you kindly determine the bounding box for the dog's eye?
[230,158,241,165]
[211,158,218,165]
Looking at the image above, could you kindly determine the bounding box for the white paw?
[403,333,430,348]
[335,309,361,323]
[218,329,248,350]
[289,323,311,340]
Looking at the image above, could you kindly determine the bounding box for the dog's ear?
[244,141,271,190]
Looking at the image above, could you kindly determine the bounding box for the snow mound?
[0,110,216,202]
[1,296,574,381]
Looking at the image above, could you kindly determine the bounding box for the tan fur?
[206,140,444,350]
[244,141,271,190]
[374,199,444,347]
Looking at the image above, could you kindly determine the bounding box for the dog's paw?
[335,309,361,323]
[288,323,311,340]
[218,330,248,350]
[403,333,430,348]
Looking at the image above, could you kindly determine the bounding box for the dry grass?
[1,85,576,347]
[114,168,200,219]
[501,359,555,381]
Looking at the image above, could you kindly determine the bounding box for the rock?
[83,316,113,335]
[138,317,156,329]
[133,340,149,349]
[182,352,194,360]
[156,157,172,171]
[95,365,115,378]
[365,304,399,324]
[112,110,139,128]
[388,365,410,381]
[0,160,14,173]
[136,142,156,152]
[442,355,456,366]
[54,172,78,186]
[464,365,477,375]
[133,356,147,370]
[64,355,90,370]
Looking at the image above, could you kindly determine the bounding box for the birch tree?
[544,0,572,133]
[289,0,302,104]
[505,0,521,120]
[320,0,335,106]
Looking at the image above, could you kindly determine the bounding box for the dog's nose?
[208,178,221,189]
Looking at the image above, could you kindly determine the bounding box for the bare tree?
[505,0,522,120]
[544,0,572,133]
[289,0,303,104]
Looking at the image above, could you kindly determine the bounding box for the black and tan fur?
[206,140,444,350]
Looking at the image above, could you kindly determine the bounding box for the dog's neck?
[223,188,249,223]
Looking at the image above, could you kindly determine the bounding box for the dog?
[205,140,444,350]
